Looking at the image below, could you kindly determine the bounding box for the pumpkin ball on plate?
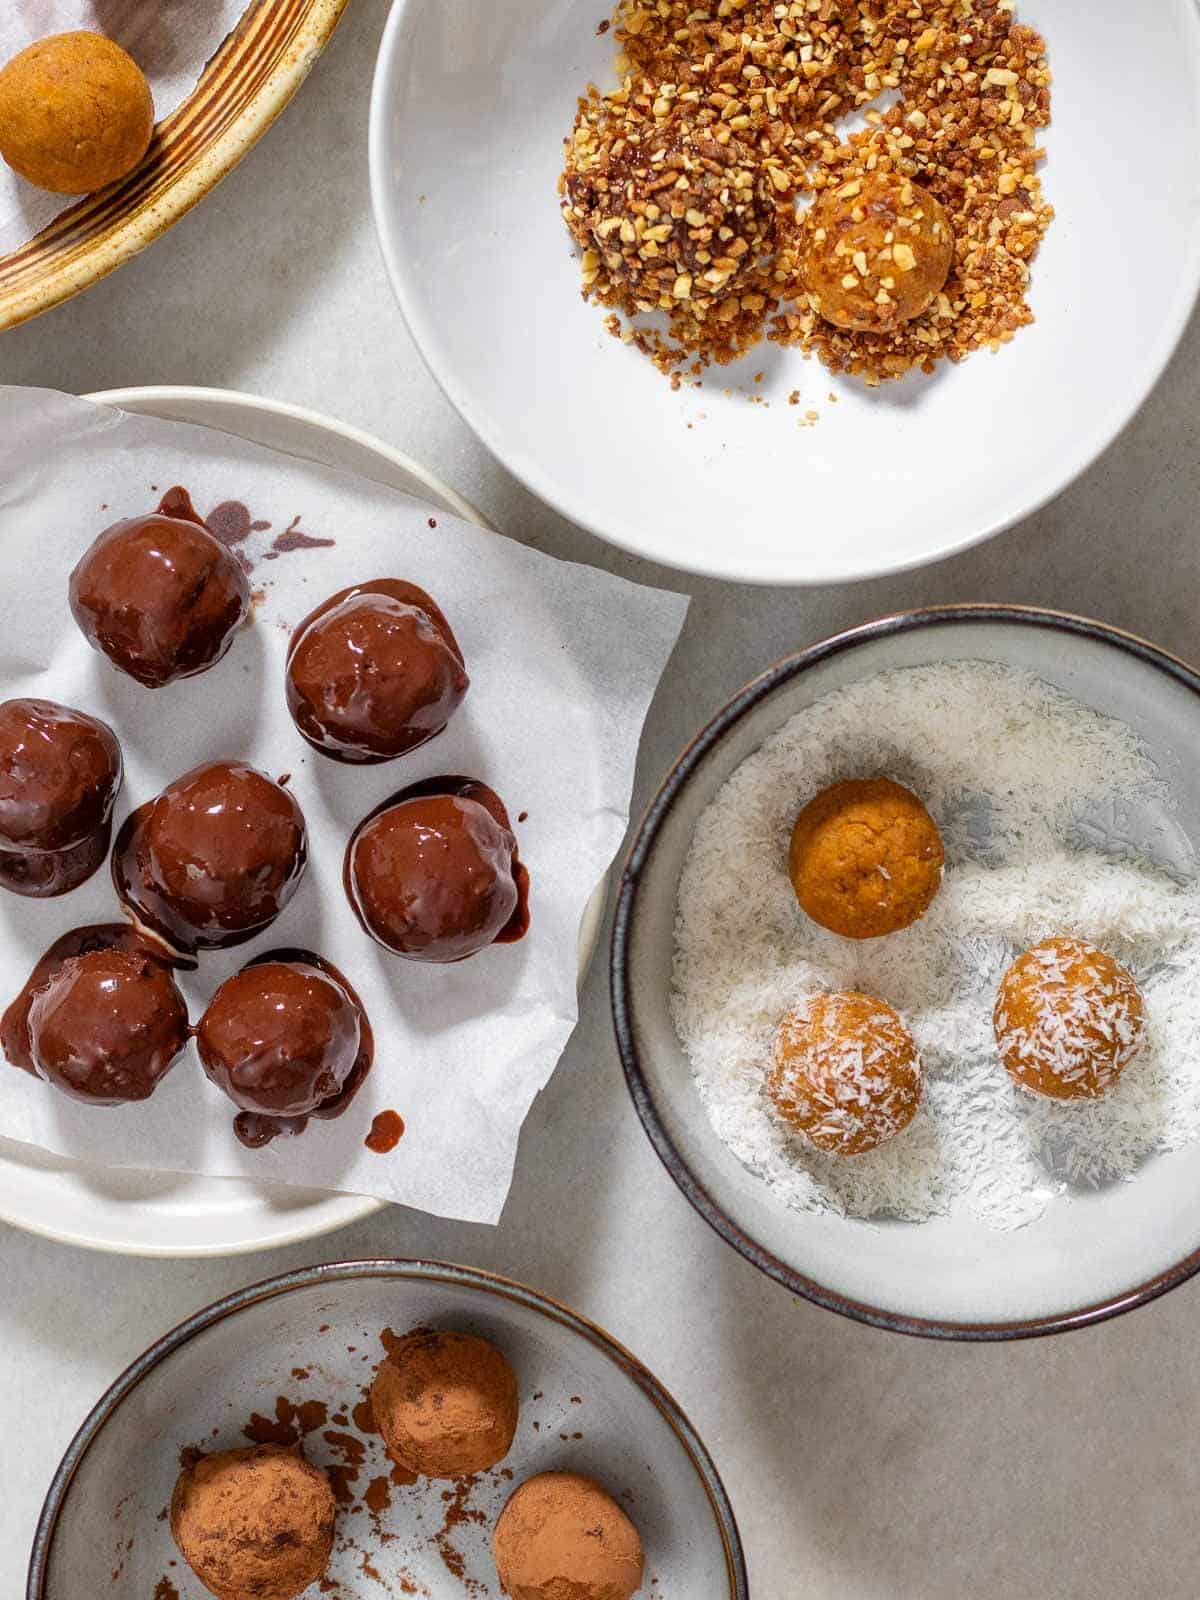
[493,1471,645,1600]
[171,1444,336,1600]
[798,170,954,332]
[370,1329,519,1479]
[994,937,1147,1101]
[0,32,153,195]
[788,776,944,940]
[767,990,923,1157]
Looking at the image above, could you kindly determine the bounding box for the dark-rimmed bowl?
[613,606,1200,1340]
[28,1259,748,1597]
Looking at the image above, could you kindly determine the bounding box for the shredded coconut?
[671,662,1200,1230]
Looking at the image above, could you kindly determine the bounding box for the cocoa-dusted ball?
[113,761,308,956]
[493,1471,645,1600]
[0,32,153,195]
[370,1329,519,1479]
[197,951,372,1148]
[70,500,250,688]
[286,579,469,763]
[994,937,1146,1102]
[345,778,529,963]
[25,944,188,1105]
[768,991,923,1157]
[799,170,954,332]
[171,1445,335,1600]
[788,777,943,940]
[0,698,122,898]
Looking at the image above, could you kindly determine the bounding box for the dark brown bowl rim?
[27,1258,749,1599]
[612,603,1200,1342]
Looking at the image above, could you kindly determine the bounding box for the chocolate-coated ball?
[197,952,372,1146]
[70,502,250,688]
[113,762,308,956]
[25,944,188,1104]
[286,579,469,764]
[345,779,528,963]
[0,698,122,897]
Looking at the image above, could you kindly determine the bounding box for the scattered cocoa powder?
[243,1395,328,1446]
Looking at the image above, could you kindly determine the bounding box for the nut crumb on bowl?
[560,0,1053,384]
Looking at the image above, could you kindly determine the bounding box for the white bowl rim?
[611,603,1200,1339]
[25,1257,750,1600]
[367,1,1200,587]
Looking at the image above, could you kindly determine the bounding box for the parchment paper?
[0,387,688,1222]
[1,1,247,255]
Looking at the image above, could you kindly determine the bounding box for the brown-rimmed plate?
[0,0,351,332]
[613,606,1200,1339]
[27,1259,748,1598]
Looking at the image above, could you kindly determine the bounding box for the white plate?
[29,1260,747,1599]
[370,0,1200,586]
[614,608,1200,1337]
[0,387,607,1259]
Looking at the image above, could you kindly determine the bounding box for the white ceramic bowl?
[612,607,1200,1337]
[0,388,606,1261]
[28,1260,747,1599]
[370,0,1200,586]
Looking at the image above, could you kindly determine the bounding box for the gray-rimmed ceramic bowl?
[28,1260,747,1598]
[612,606,1200,1340]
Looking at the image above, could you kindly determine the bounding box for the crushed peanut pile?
[559,0,1053,384]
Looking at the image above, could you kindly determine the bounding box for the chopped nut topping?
[560,0,1053,383]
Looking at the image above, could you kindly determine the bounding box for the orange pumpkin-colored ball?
[994,937,1146,1102]
[768,990,923,1157]
[788,777,944,940]
[0,32,153,195]
[799,170,954,333]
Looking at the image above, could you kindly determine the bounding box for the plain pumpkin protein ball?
[171,1444,336,1600]
[768,991,923,1157]
[0,31,153,195]
[994,937,1147,1102]
[788,777,944,940]
[493,1470,645,1600]
[370,1329,519,1479]
[798,170,954,333]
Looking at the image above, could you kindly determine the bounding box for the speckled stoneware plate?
[28,1259,748,1600]
[370,0,1200,585]
[0,1,351,332]
[613,607,1200,1339]
[0,387,607,1259]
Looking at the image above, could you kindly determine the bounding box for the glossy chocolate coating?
[112,761,308,956]
[345,777,529,963]
[69,489,251,688]
[197,948,374,1147]
[285,579,469,764]
[2,926,188,1103]
[0,698,122,897]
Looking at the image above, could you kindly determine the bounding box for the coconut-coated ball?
[768,990,923,1157]
[994,937,1146,1101]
